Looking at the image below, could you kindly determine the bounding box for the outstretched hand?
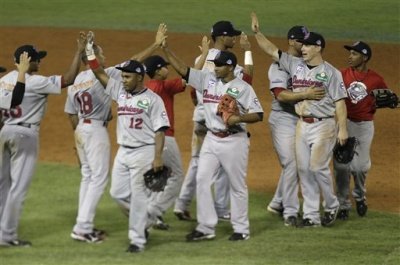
[251,12,260,33]
[198,36,210,54]
[240,32,251,51]
[15,52,31,73]
[85,31,95,57]
[77,31,87,53]
[155,23,168,47]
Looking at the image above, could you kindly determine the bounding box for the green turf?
[0,0,399,42]
[0,163,399,265]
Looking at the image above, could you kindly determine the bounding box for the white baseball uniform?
[106,77,169,249]
[279,52,346,223]
[64,66,121,235]
[174,48,245,218]
[0,71,61,242]
[267,62,300,219]
[0,82,14,110]
[187,67,263,236]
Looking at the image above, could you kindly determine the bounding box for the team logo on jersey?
[161,111,168,121]
[137,98,150,110]
[347,81,368,104]
[253,97,260,107]
[226,87,239,98]
[315,72,328,82]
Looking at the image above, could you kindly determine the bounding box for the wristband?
[244,51,253,65]
[88,58,100,69]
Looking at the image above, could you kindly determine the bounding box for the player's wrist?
[88,58,100,69]
[244,51,253,65]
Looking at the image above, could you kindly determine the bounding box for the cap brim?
[38,51,47,59]
[297,39,313,45]
[230,29,242,36]
[0,66,6,73]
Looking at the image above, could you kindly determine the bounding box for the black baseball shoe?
[337,209,350,220]
[297,218,321,228]
[71,231,103,243]
[228,233,250,241]
[126,244,144,253]
[0,239,32,247]
[356,200,368,217]
[267,205,284,216]
[186,230,215,242]
[284,216,298,227]
[174,210,193,221]
[322,207,339,227]
[153,216,169,230]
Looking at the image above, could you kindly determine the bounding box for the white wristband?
[244,51,253,65]
[87,54,96,61]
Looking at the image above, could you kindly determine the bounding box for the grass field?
[0,1,399,264]
[0,163,399,265]
[0,0,399,42]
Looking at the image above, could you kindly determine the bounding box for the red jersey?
[341,67,388,121]
[145,78,185,136]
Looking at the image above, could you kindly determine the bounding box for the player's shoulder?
[26,74,58,87]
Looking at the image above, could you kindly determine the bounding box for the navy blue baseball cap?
[210,51,237,67]
[211,21,242,37]
[287,26,309,40]
[344,41,372,60]
[297,32,325,48]
[14,45,47,63]
[116,60,145,75]
[143,55,169,74]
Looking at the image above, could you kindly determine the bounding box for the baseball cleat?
[71,231,103,243]
[267,205,284,216]
[356,200,368,217]
[153,216,170,230]
[228,233,250,241]
[321,207,339,227]
[284,216,298,227]
[186,230,215,242]
[337,209,350,220]
[297,218,321,228]
[126,244,144,253]
[218,213,231,222]
[0,239,32,247]
[174,210,193,221]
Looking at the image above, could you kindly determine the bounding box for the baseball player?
[163,37,263,241]
[173,21,254,221]
[86,36,170,252]
[0,55,30,111]
[143,55,187,230]
[252,12,348,227]
[334,41,390,220]
[65,25,168,243]
[266,25,327,227]
[0,35,86,247]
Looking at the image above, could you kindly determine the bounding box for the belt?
[211,131,239,138]
[82,119,107,127]
[300,116,333,124]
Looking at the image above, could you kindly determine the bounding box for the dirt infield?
[1,27,398,213]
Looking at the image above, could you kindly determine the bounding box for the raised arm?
[85,31,110,88]
[240,32,254,77]
[161,39,189,77]
[131,23,168,62]
[251,12,280,62]
[193,36,210,70]
[11,52,31,107]
[61,32,86,87]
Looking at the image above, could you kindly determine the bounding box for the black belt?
[211,130,243,138]
[122,144,155,149]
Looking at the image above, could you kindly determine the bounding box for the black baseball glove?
[333,137,358,164]
[143,166,172,192]
[371,89,399,109]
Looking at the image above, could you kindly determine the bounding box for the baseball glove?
[371,89,399,109]
[217,94,240,125]
[143,166,172,192]
[333,137,358,164]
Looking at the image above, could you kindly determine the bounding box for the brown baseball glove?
[217,94,239,125]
